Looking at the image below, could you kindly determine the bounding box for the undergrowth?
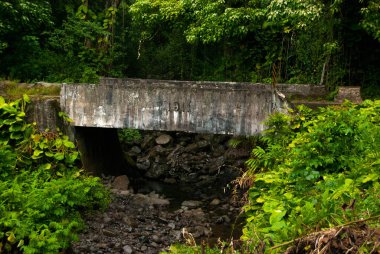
[0,95,109,253]
[1,81,61,97]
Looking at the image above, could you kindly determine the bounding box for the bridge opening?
[74,124,248,247]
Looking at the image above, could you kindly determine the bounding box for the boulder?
[155,134,172,145]
[112,175,130,191]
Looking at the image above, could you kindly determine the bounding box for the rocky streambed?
[71,131,250,254]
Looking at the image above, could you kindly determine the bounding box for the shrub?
[0,95,109,253]
[242,100,380,251]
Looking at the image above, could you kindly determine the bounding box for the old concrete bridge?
[60,78,295,135]
[56,78,327,175]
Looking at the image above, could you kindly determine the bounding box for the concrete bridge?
[60,78,294,135]
[57,78,329,175]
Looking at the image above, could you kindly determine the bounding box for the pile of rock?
[122,131,249,185]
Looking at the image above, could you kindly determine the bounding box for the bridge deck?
[60,78,288,135]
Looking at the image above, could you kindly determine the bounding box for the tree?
[361,0,380,41]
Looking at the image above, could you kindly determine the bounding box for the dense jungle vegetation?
[0,0,380,97]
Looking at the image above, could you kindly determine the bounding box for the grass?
[0,80,61,98]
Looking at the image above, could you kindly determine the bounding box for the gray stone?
[145,164,167,179]
[103,229,117,237]
[133,194,170,206]
[112,175,130,191]
[152,234,161,243]
[130,146,142,154]
[168,222,176,229]
[155,134,172,145]
[119,190,130,196]
[123,245,133,254]
[136,158,150,171]
[181,200,202,208]
[103,216,112,223]
[196,140,209,149]
[210,198,221,206]
[182,208,206,222]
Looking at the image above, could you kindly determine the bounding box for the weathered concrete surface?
[61,78,289,136]
[276,84,326,99]
[335,86,362,103]
[25,97,62,131]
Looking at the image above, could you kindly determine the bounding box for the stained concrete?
[61,78,289,136]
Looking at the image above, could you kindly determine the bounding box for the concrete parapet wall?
[61,78,289,135]
[276,84,327,99]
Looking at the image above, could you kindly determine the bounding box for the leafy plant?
[0,95,110,253]
[118,128,142,144]
[242,100,380,252]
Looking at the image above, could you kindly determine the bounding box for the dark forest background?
[1,0,379,98]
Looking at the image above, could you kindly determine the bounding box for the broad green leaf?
[23,94,31,103]
[269,210,286,225]
[32,150,44,159]
[63,140,75,149]
[7,232,16,243]
[54,152,65,161]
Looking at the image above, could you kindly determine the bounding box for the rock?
[103,229,117,237]
[123,216,138,227]
[197,140,209,149]
[208,156,225,173]
[145,164,167,179]
[96,243,108,249]
[181,200,202,208]
[141,246,148,251]
[222,215,231,223]
[168,222,176,229]
[184,143,198,152]
[155,134,172,145]
[134,194,170,206]
[152,234,161,243]
[141,134,155,149]
[216,215,231,224]
[210,198,221,206]
[112,175,130,191]
[103,216,112,223]
[204,227,212,237]
[136,158,150,171]
[130,146,142,154]
[212,144,225,157]
[190,225,209,238]
[150,242,159,247]
[120,190,130,196]
[123,245,133,254]
[149,196,170,206]
[182,208,206,222]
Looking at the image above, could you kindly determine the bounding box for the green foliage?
[0,95,109,253]
[0,0,379,94]
[242,101,380,251]
[361,0,380,41]
[118,128,142,144]
[2,83,60,97]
